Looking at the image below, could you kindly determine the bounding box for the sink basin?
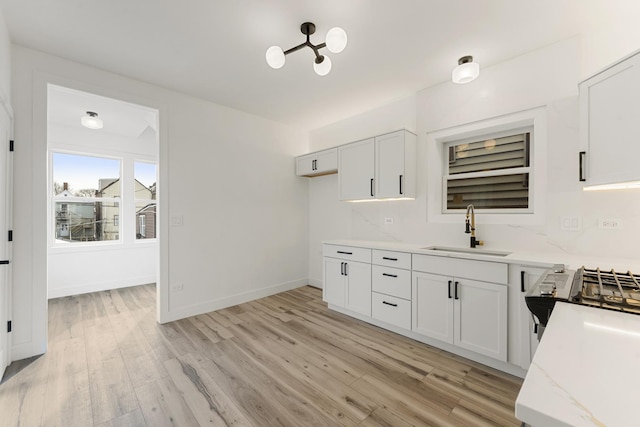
[421,246,512,257]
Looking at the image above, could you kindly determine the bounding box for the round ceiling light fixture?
[81,111,103,129]
[452,56,480,84]
[266,22,347,76]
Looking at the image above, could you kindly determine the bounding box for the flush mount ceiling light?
[266,22,347,76]
[81,111,103,129]
[452,55,480,84]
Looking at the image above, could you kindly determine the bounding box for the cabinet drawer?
[412,254,508,285]
[372,292,411,330]
[372,265,411,300]
[372,250,411,269]
[323,244,371,263]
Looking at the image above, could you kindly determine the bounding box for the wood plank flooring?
[0,284,524,426]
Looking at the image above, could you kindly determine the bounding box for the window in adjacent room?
[134,161,157,240]
[444,129,532,212]
[52,152,121,243]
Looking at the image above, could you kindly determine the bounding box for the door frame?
[11,70,169,360]
[0,90,13,376]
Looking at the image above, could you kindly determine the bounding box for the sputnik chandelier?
[266,22,347,76]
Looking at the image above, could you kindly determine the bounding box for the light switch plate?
[170,215,184,226]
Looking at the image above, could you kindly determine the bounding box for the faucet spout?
[465,204,484,248]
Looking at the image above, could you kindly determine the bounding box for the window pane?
[135,202,156,239]
[449,133,529,175]
[53,153,120,197]
[135,162,156,200]
[446,173,529,209]
[55,201,120,242]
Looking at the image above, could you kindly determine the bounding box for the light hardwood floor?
[0,284,523,426]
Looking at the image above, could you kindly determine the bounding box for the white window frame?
[50,150,122,246]
[427,107,547,225]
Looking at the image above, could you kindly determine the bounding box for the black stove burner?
[573,268,640,314]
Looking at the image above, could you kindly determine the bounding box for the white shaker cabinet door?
[375,131,406,198]
[339,138,375,200]
[580,52,640,186]
[323,257,346,308]
[454,278,508,362]
[345,260,372,317]
[412,272,454,344]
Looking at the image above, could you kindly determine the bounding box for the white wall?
[307,36,640,285]
[11,45,309,360]
[0,7,10,106]
[47,123,158,298]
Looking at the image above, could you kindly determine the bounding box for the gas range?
[525,266,640,332]
[570,267,640,314]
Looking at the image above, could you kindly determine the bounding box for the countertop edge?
[321,239,640,271]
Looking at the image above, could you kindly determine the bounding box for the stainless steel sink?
[421,246,512,257]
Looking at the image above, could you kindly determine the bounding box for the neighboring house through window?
[445,130,531,211]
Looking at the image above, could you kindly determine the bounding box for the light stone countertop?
[322,239,640,273]
[515,302,640,426]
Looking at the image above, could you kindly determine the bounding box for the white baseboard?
[48,275,157,299]
[307,277,322,289]
[161,278,308,324]
[328,304,527,379]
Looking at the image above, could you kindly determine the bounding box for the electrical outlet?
[560,216,582,231]
[384,217,394,225]
[170,215,184,226]
[171,283,184,293]
[598,218,623,229]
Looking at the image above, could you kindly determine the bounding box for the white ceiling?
[0,0,635,130]
[47,84,157,138]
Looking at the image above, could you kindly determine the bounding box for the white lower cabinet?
[322,244,372,317]
[412,271,508,362]
[510,265,547,369]
[322,243,527,372]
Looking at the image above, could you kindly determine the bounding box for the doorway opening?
[46,84,159,302]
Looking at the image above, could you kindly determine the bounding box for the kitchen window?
[427,107,546,225]
[444,130,532,211]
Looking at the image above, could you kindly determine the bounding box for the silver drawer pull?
[382,273,398,278]
[382,301,398,307]
[382,257,398,261]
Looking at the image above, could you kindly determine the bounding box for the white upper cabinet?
[339,138,375,200]
[295,148,338,177]
[339,130,416,201]
[375,130,416,199]
[579,51,640,187]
